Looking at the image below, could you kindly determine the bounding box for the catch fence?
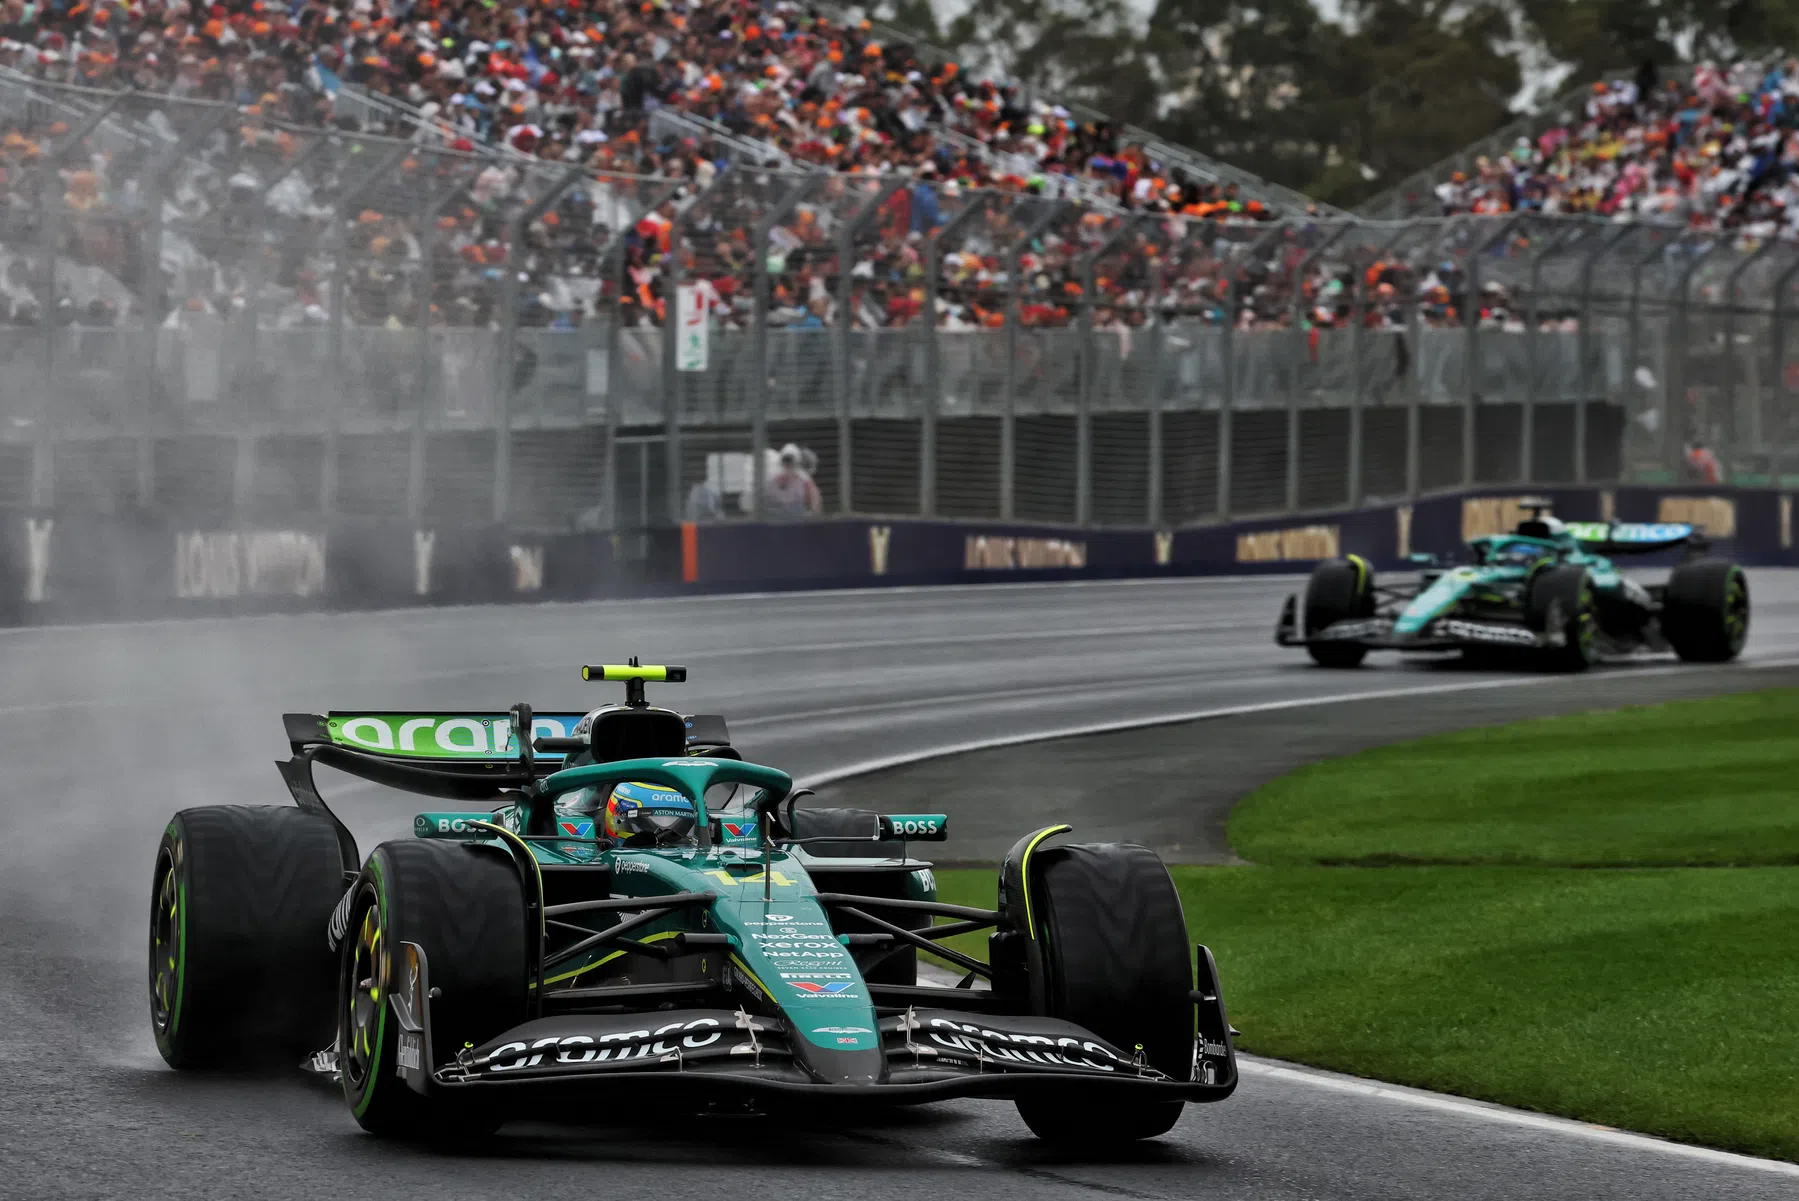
[0,77,1789,531]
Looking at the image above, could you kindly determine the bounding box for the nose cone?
[1394,571,1469,635]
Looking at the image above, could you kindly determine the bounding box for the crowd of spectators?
[1428,59,1799,242]
[0,0,1696,341]
[0,0,1280,218]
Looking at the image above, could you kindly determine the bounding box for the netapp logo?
[175,531,326,599]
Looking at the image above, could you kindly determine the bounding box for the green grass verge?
[1229,688,1799,867]
[935,864,1799,1161]
[928,688,1799,1161]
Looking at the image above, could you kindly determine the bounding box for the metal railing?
[1,78,1791,533]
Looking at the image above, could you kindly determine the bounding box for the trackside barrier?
[678,486,1795,590]
[0,487,1792,626]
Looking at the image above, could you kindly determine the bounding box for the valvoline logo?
[721,820,757,839]
[790,981,854,996]
[559,819,594,838]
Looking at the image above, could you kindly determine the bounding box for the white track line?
[800,669,1690,788]
[1237,1057,1799,1177]
[918,966,1795,1174]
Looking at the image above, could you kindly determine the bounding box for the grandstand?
[1359,58,1797,241]
[2,23,1795,532]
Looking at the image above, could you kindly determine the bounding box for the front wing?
[1274,596,1555,653]
[357,942,1237,1107]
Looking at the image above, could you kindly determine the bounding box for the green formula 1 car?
[1275,504,1749,670]
[148,664,1235,1143]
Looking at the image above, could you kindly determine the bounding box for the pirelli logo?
[1235,524,1340,563]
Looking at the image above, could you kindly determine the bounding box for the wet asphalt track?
[4,573,1799,1199]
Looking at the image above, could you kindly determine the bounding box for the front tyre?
[1526,564,1596,672]
[1011,842,1192,1143]
[150,806,347,1070]
[338,840,527,1138]
[1303,557,1374,668]
[1662,559,1750,662]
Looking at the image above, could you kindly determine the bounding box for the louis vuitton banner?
[681,486,1799,592]
[0,514,683,626]
[1,489,1792,625]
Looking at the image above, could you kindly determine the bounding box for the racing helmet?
[603,780,697,845]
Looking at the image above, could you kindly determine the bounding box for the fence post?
[29,90,130,509]
[838,178,906,515]
[1575,226,1632,484]
[1519,222,1583,484]
[129,103,233,505]
[1626,234,1681,478]
[1463,217,1521,489]
[1407,220,1453,500]
[1668,239,1722,475]
[1216,222,1238,520]
[1286,223,1350,513]
[1078,214,1147,526]
[313,143,410,516]
[1001,201,1062,520]
[747,173,824,520]
[1773,256,1799,483]
[663,169,730,525]
[923,194,989,516]
[491,163,587,524]
[408,173,472,521]
[1722,241,1775,475]
[1147,251,1166,528]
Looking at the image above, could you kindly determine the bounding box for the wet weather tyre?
[1662,559,1750,663]
[150,806,348,1070]
[1014,842,1192,1143]
[338,839,528,1139]
[1525,564,1596,672]
[1302,557,1374,667]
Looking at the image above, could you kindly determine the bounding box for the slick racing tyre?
[338,840,527,1138]
[1302,556,1375,667]
[1662,559,1750,663]
[1010,841,1192,1143]
[1526,564,1596,672]
[150,806,348,1069]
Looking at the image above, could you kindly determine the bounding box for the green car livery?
[1276,505,1749,670]
[148,663,1235,1143]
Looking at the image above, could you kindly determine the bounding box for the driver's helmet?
[1490,538,1551,567]
[603,780,697,844]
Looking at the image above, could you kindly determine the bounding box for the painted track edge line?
[800,669,1690,788]
[1237,1057,1799,1177]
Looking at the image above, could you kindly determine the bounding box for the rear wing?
[1563,521,1704,555]
[283,710,734,766]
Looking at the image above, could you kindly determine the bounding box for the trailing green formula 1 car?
[1275,504,1749,670]
[149,664,1235,1143]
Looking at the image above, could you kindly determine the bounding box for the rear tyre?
[1525,564,1596,672]
[1302,557,1374,668]
[338,840,527,1139]
[1012,842,1191,1143]
[150,806,348,1070]
[1662,559,1750,662]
